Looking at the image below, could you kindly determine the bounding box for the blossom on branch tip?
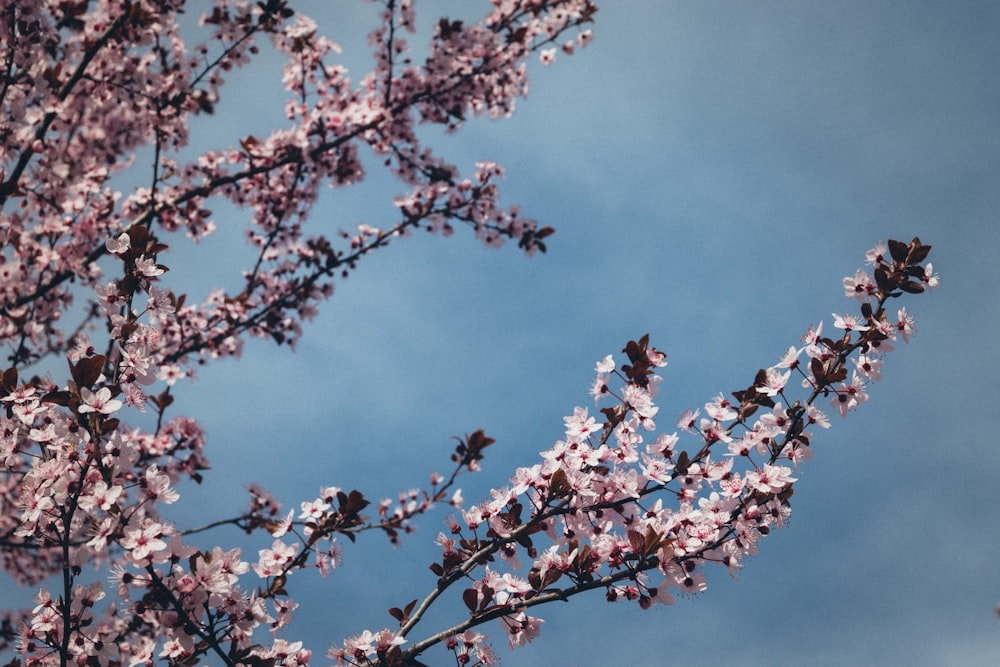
[896,307,916,342]
[921,263,940,289]
[774,344,803,370]
[596,354,615,374]
[865,241,888,265]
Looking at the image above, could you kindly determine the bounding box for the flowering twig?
[373,238,938,664]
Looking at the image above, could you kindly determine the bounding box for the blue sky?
[6,1,1000,665]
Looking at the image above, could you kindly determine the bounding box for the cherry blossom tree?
[0,1,939,666]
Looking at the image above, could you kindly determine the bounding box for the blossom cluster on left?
[1,0,599,664]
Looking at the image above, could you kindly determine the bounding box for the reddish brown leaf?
[888,238,909,263]
[2,367,17,391]
[675,450,690,475]
[627,529,644,553]
[548,468,571,498]
[71,355,106,389]
[41,390,72,406]
[908,242,931,264]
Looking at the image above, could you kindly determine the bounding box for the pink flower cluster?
[0,0,594,384]
[0,1,599,664]
[372,239,937,663]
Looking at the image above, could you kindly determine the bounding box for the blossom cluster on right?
[343,238,938,666]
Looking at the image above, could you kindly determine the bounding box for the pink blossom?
[253,539,300,578]
[105,233,130,254]
[843,268,876,301]
[705,394,738,421]
[853,352,884,381]
[504,611,544,648]
[830,372,869,417]
[865,241,888,265]
[806,404,832,429]
[77,480,123,513]
[756,368,790,397]
[145,286,176,318]
[895,307,916,342]
[143,465,179,504]
[832,312,869,332]
[745,464,797,494]
[299,498,331,521]
[78,387,123,415]
[121,519,168,563]
[564,406,603,440]
[317,542,343,577]
[774,344,802,370]
[128,637,157,666]
[596,354,616,373]
[676,407,700,432]
[921,263,940,289]
[134,256,165,278]
[1,386,36,404]
[758,403,791,434]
